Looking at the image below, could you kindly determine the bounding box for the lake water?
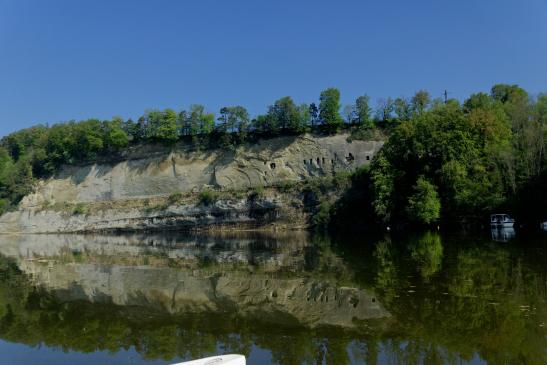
[0,230,545,364]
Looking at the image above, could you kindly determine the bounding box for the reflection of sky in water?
[0,339,489,365]
[0,340,168,365]
[0,340,276,365]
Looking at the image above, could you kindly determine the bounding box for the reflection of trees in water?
[0,231,546,365]
[408,232,443,280]
[362,232,547,365]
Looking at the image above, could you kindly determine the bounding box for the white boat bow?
[171,354,245,365]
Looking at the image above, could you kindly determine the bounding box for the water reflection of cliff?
[0,232,388,329]
[0,231,545,365]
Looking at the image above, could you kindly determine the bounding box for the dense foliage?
[366,84,546,226]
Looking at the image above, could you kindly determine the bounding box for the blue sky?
[0,0,546,137]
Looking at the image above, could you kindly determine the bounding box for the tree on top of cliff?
[319,88,344,133]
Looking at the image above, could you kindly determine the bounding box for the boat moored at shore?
[490,214,515,228]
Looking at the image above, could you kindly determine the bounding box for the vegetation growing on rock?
[327,84,546,229]
[0,84,545,229]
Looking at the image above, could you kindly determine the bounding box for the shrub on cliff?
[198,190,218,206]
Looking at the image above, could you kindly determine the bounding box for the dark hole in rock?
[303,160,307,164]
[346,153,355,162]
[309,159,313,164]
[317,158,320,164]
[366,155,370,161]
[270,162,276,169]
[322,157,325,164]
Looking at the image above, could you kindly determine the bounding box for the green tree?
[406,177,441,224]
[266,96,303,133]
[72,119,104,161]
[178,105,211,148]
[491,84,528,104]
[319,88,343,132]
[217,106,250,148]
[394,97,412,121]
[375,97,395,123]
[297,103,311,131]
[104,117,129,150]
[250,114,270,134]
[308,103,319,127]
[342,105,355,125]
[122,118,145,141]
[536,93,547,125]
[370,99,511,223]
[355,95,373,127]
[145,109,178,142]
[463,92,494,112]
[411,90,430,115]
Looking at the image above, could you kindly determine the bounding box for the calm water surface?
[0,230,545,364]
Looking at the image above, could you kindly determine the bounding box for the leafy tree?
[186,104,215,138]
[104,117,129,150]
[72,119,104,161]
[250,114,270,134]
[375,97,395,123]
[217,106,250,148]
[309,103,319,126]
[406,177,441,224]
[355,95,373,127]
[370,154,395,222]
[536,93,547,125]
[491,84,528,104]
[342,105,355,125]
[231,106,250,137]
[123,118,145,141]
[394,97,412,121]
[145,109,178,142]
[370,99,513,223]
[463,92,494,112]
[297,103,311,131]
[411,90,430,115]
[265,96,303,133]
[319,88,343,132]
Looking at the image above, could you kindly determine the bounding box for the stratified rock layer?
[0,134,382,233]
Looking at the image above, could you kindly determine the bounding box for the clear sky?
[0,0,546,137]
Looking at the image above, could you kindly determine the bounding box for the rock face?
[0,134,382,233]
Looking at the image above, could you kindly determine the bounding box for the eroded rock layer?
[0,134,382,233]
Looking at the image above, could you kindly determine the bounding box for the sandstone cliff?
[0,134,382,233]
